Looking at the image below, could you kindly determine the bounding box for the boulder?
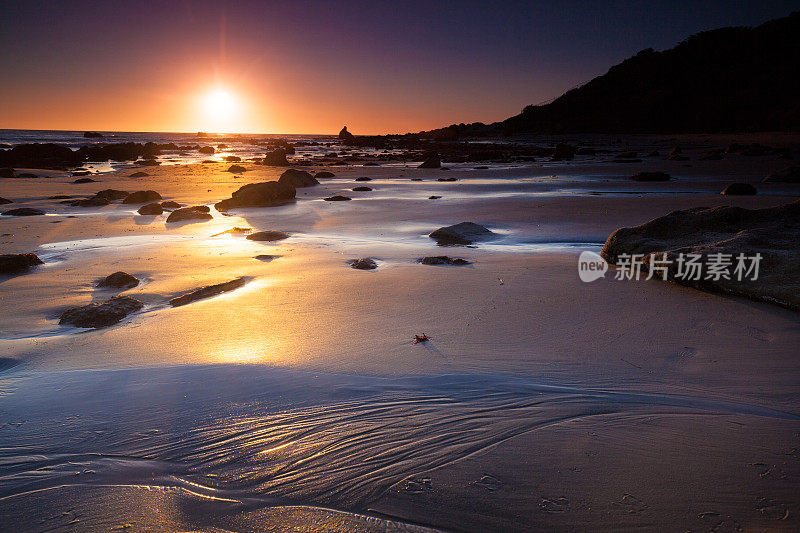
[0,196,12,204]
[129,171,150,178]
[429,222,494,245]
[349,258,377,270]
[137,202,164,215]
[97,271,139,290]
[122,190,162,204]
[278,169,319,188]
[601,200,800,310]
[227,164,247,173]
[315,171,335,179]
[198,146,215,154]
[0,253,44,275]
[764,165,800,183]
[420,256,471,266]
[352,186,372,191]
[169,277,247,307]
[338,126,355,141]
[246,230,289,242]
[160,201,182,209]
[630,171,671,182]
[166,206,213,223]
[214,181,296,211]
[721,182,757,195]
[262,149,289,166]
[551,143,576,161]
[59,296,144,328]
[418,154,441,169]
[2,208,45,216]
[323,195,351,201]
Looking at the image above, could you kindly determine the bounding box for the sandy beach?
[1,133,799,531]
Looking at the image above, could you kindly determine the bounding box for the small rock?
[97,271,139,290]
[254,254,278,262]
[429,195,442,200]
[227,164,247,173]
[246,230,289,242]
[0,253,44,274]
[166,207,213,223]
[224,156,242,162]
[429,222,494,245]
[630,171,671,182]
[349,258,377,270]
[129,171,150,178]
[420,256,471,266]
[315,171,335,179]
[354,177,372,182]
[278,169,319,188]
[122,190,162,204]
[324,195,351,201]
[137,202,163,215]
[169,277,246,307]
[437,177,457,182]
[59,296,144,328]
[721,182,757,195]
[2,208,45,216]
[352,186,372,191]
[72,177,97,184]
[198,146,215,154]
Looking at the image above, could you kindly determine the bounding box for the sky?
[0,0,796,134]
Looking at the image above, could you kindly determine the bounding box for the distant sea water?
[0,129,338,173]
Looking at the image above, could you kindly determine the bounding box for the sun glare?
[198,88,241,133]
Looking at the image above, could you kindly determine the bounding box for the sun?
[198,88,242,133]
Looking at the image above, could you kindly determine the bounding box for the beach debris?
[352,186,372,191]
[137,203,163,215]
[227,164,247,173]
[764,164,800,183]
[247,230,289,242]
[165,206,213,223]
[278,168,319,188]
[2,207,45,216]
[630,171,671,181]
[214,181,296,210]
[97,271,139,290]
[0,253,44,275]
[315,171,335,179]
[262,148,290,166]
[354,176,372,181]
[419,256,471,266]
[418,153,441,169]
[59,296,144,328]
[601,199,800,310]
[413,333,429,344]
[324,195,352,201]
[349,258,378,270]
[721,182,757,195]
[129,171,150,178]
[429,222,494,245]
[169,277,247,307]
[123,190,162,204]
[0,196,12,204]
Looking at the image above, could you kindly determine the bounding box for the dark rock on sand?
[137,202,164,215]
[129,171,150,178]
[630,171,671,182]
[349,258,377,270]
[315,171,335,179]
[324,195,351,201]
[166,206,213,223]
[214,181,296,211]
[97,271,139,290]
[355,176,372,181]
[0,196,12,204]
[123,190,162,204]
[418,154,441,169]
[72,177,97,183]
[169,277,247,307]
[352,186,372,191]
[721,182,757,195]
[429,222,494,245]
[764,165,800,183]
[278,169,319,188]
[420,256,471,266]
[0,253,44,274]
[227,164,247,173]
[601,200,800,310]
[246,230,289,242]
[262,149,290,166]
[2,208,45,216]
[59,296,144,328]
[198,146,215,154]
[160,201,182,209]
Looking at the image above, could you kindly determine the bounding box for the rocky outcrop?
[349,258,377,270]
[97,271,139,290]
[83,131,104,138]
[59,296,144,328]
[630,171,671,182]
[0,253,44,274]
[214,181,296,211]
[122,190,162,204]
[339,126,355,141]
[2,208,45,216]
[246,230,289,241]
[138,202,164,215]
[429,222,494,245]
[601,200,800,310]
[419,256,471,266]
[721,182,757,195]
[764,165,800,183]
[169,277,247,307]
[278,169,319,188]
[165,206,213,223]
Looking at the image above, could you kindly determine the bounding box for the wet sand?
[2,138,800,531]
